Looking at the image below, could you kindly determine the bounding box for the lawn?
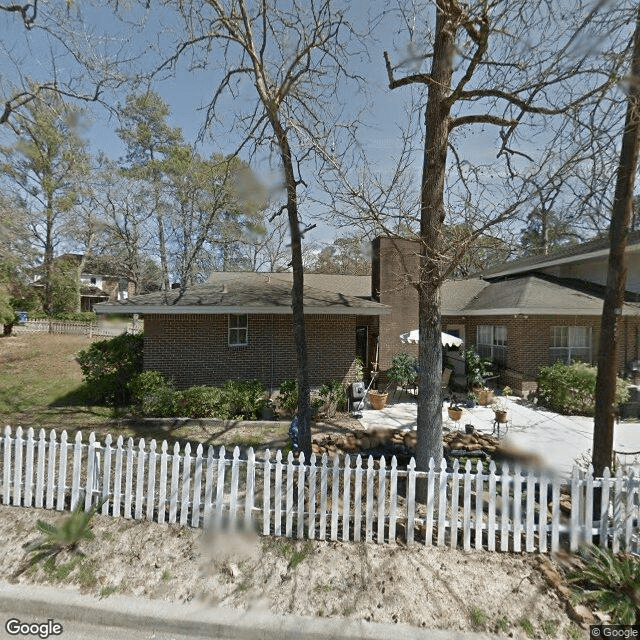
[0,333,290,451]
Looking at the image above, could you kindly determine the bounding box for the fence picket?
[342,455,352,542]
[538,473,549,553]
[487,461,496,551]
[599,468,611,549]
[612,468,623,554]
[500,463,510,552]
[157,441,168,524]
[331,456,340,541]
[584,465,594,547]
[204,446,215,526]
[169,442,181,524]
[450,460,460,550]
[365,456,375,543]
[389,456,398,545]
[377,457,386,544]
[263,450,271,536]
[147,440,158,521]
[297,453,306,539]
[406,458,416,545]
[192,444,203,528]
[214,446,226,527]
[135,439,146,520]
[319,454,328,540]
[307,453,316,539]
[512,466,522,553]
[123,438,134,519]
[56,430,68,511]
[525,469,535,552]
[2,427,11,505]
[229,447,241,528]
[437,459,447,547]
[425,458,435,547]
[275,450,284,537]
[285,452,294,538]
[353,456,363,542]
[13,427,23,507]
[70,432,83,512]
[463,460,472,551]
[35,429,46,509]
[625,469,636,549]
[570,467,580,552]
[180,443,192,526]
[101,435,112,515]
[474,461,483,550]
[85,433,97,511]
[551,474,561,553]
[245,448,256,530]
[24,428,35,507]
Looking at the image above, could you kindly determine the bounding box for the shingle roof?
[444,274,640,316]
[441,279,491,315]
[478,230,640,279]
[95,272,389,316]
[207,271,372,297]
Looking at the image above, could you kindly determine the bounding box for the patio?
[358,395,640,477]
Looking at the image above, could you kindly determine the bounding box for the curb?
[0,581,501,640]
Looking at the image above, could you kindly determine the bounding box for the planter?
[447,407,463,422]
[368,391,388,410]
[465,423,475,434]
[494,409,508,423]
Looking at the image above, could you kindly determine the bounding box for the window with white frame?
[476,325,507,366]
[550,326,592,364]
[228,314,248,346]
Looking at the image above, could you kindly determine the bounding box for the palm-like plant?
[568,545,640,624]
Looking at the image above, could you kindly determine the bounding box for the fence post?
[377,456,386,544]
[406,458,416,545]
[389,456,398,545]
[450,459,460,550]
[342,454,352,542]
[296,452,306,539]
[570,466,580,552]
[307,453,316,539]
[13,427,24,507]
[3,426,12,506]
[135,439,146,520]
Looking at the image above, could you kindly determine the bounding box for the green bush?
[318,379,347,416]
[129,371,176,417]
[52,311,98,324]
[537,361,629,415]
[173,385,223,419]
[76,332,143,405]
[278,379,299,412]
[387,352,418,387]
[221,379,268,419]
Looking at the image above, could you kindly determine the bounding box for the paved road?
[0,581,501,640]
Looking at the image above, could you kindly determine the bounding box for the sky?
[0,0,633,250]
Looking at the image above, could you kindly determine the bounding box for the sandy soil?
[0,504,590,639]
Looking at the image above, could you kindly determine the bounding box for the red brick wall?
[144,313,366,392]
[443,313,640,393]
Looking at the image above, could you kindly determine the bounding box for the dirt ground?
[0,504,591,639]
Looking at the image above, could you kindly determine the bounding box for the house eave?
[94,304,390,316]
[443,306,640,316]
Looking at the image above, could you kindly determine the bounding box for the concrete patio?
[358,395,640,477]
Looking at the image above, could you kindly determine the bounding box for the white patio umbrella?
[399,329,463,348]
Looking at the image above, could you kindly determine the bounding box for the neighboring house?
[95,235,640,396]
[33,254,135,312]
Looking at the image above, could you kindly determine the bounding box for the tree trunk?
[592,6,640,478]
[43,200,55,314]
[273,119,312,459]
[416,5,455,485]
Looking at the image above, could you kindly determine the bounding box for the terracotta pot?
[448,407,463,421]
[368,391,388,410]
[494,409,508,423]
[474,388,494,406]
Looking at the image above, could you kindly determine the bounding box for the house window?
[476,325,507,366]
[228,314,248,346]
[550,326,592,364]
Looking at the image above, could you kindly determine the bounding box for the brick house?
[95,272,388,392]
[95,234,640,395]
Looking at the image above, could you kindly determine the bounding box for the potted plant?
[447,401,463,422]
[465,391,477,408]
[387,352,419,392]
[492,398,508,423]
[465,348,494,406]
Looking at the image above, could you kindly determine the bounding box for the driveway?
[358,396,640,477]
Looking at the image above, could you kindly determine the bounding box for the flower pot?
[448,407,463,422]
[368,391,388,410]
[474,388,494,406]
[465,423,475,434]
[494,409,508,423]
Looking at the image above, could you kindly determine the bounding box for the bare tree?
[153,0,361,457]
[378,0,632,474]
[593,5,640,477]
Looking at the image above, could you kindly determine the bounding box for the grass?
[0,333,290,450]
[518,617,536,638]
[469,606,489,628]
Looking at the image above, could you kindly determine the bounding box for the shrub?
[537,361,629,415]
[278,379,299,412]
[52,311,98,324]
[76,332,143,405]
[221,379,268,419]
[569,545,640,624]
[387,352,418,387]
[174,385,224,419]
[129,371,176,417]
[318,379,347,416]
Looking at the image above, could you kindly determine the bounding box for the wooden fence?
[1,426,637,555]
[13,320,135,337]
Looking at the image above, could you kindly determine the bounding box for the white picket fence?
[13,320,132,337]
[0,426,637,555]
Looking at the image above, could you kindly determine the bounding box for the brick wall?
[144,313,366,392]
[444,313,640,393]
[372,237,420,373]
